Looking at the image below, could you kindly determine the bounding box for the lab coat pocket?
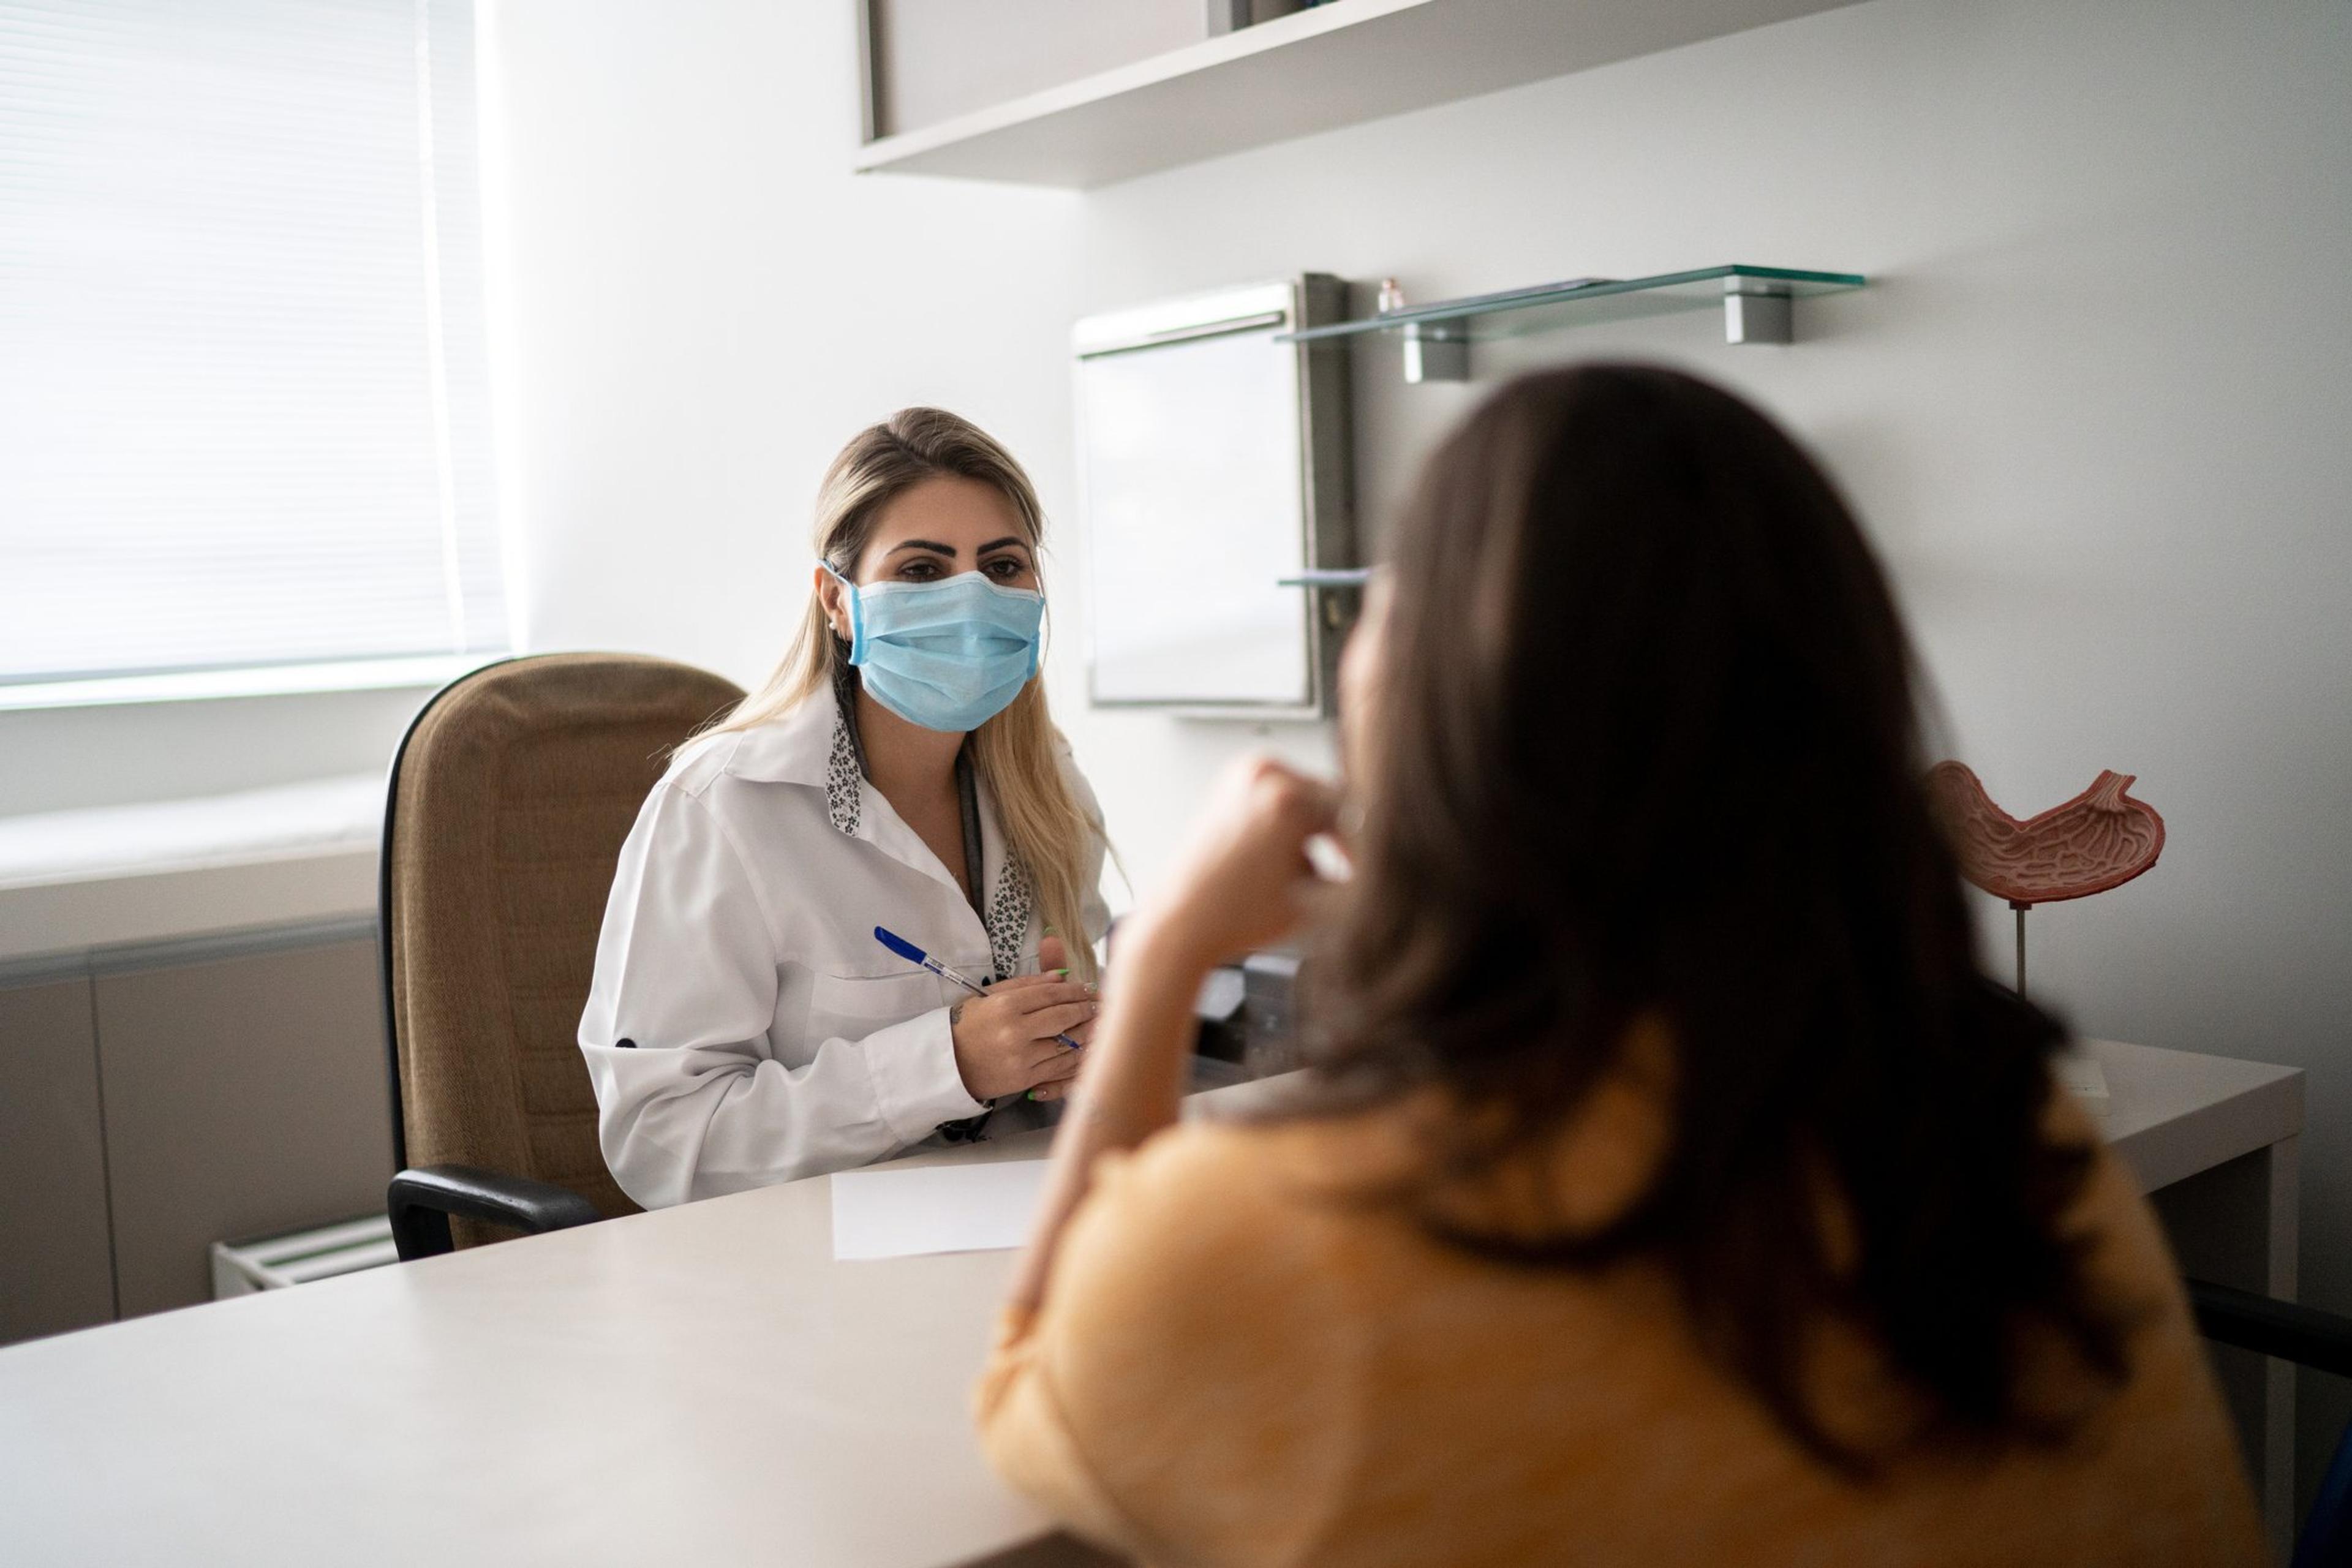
[807,969,952,1043]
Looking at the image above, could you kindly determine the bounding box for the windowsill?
[0,654,503,713]
[0,775,384,966]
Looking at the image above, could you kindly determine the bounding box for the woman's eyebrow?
[885,539,957,558]
[975,536,1030,556]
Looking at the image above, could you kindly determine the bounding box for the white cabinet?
[0,979,113,1343]
[0,924,393,1342]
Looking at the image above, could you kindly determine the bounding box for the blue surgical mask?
[824,562,1045,733]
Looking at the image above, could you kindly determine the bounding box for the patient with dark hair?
[976,364,2261,1566]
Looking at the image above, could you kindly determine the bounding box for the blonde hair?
[702,407,1103,980]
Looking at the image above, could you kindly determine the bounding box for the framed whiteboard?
[1073,275,1354,718]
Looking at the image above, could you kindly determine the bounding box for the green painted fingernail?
[1052,967,1069,977]
[1026,1089,1041,1101]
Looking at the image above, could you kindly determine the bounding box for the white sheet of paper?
[829,1158,1054,1262]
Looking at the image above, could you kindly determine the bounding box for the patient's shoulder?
[1055,1109,1414,1321]
[1065,1120,1287,1272]
[1037,1114,1401,1441]
[1104,1102,1409,1213]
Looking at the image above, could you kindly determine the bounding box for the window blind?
[0,0,503,690]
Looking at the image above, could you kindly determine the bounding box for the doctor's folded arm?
[577,407,1109,1209]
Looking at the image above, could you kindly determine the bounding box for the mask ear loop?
[820,560,865,665]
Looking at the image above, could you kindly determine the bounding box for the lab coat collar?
[721,679,1034,974]
[721,682,901,861]
[714,679,845,791]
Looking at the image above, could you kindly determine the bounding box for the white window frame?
[0,0,509,713]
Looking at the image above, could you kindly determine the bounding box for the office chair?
[379,653,745,1259]
[2190,1279,2352,1567]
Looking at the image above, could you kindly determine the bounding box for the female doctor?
[578,407,1110,1210]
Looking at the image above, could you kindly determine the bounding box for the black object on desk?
[1240,950,1305,1076]
[1190,948,1306,1079]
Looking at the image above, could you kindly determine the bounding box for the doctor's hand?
[950,974,1096,1102]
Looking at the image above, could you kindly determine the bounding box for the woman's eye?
[897,562,941,581]
[983,558,1027,581]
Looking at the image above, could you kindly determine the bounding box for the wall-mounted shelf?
[1278,265,1868,380]
[853,0,1863,189]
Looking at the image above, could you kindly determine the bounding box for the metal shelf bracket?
[1403,320,1471,383]
[1724,281,1793,345]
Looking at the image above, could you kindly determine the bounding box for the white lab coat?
[578,680,1109,1208]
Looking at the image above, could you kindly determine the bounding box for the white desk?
[2080,1038,2304,1553]
[0,1043,2304,1567]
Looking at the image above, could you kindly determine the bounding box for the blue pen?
[873,926,1084,1050]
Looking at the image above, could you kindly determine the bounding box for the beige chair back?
[381,654,745,1245]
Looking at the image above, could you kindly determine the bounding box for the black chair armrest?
[2188,1276,2352,1380]
[388,1164,603,1261]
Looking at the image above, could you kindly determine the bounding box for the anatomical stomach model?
[1924,763,2166,995]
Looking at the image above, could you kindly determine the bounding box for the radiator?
[209,1215,398,1298]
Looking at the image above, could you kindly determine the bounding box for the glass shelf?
[1274,568,1374,589]
[1275,265,1866,368]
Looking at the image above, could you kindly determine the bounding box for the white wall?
[475,0,1084,680]
[481,0,2352,1483]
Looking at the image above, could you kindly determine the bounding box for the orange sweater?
[974,1081,2262,1567]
